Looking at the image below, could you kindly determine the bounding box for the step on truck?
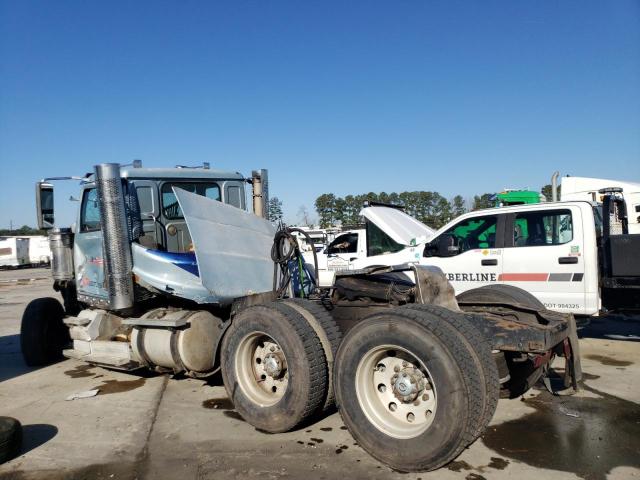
[22,162,580,472]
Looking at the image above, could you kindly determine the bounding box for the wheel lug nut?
[394,365,400,373]
[422,393,429,401]
[270,346,276,352]
[402,361,407,367]
[413,400,420,406]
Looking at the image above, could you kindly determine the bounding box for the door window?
[440,215,498,253]
[161,182,221,219]
[225,185,243,208]
[136,186,154,215]
[80,188,101,231]
[513,209,573,247]
[327,233,359,254]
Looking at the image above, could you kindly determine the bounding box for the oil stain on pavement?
[482,385,640,480]
[201,397,245,421]
[94,378,146,395]
[585,354,633,367]
[202,398,234,410]
[64,364,96,378]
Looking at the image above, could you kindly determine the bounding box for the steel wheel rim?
[355,344,437,439]
[235,331,289,407]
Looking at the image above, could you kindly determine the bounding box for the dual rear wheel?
[220,300,341,433]
[221,300,497,472]
[334,305,498,472]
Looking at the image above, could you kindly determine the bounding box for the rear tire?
[0,417,22,464]
[20,298,69,367]
[221,303,328,432]
[400,304,499,440]
[334,308,486,472]
[281,298,341,412]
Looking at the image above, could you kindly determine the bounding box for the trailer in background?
[0,237,29,268]
[24,236,51,266]
[560,176,640,234]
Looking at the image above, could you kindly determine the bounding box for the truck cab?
[37,163,269,310]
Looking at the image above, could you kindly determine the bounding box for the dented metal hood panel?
[360,206,435,246]
[174,188,275,304]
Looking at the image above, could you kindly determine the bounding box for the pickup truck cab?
[422,201,600,315]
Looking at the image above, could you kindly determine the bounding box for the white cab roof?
[360,206,435,246]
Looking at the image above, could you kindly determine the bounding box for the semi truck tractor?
[21,162,580,472]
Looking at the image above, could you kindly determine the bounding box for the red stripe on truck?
[498,273,549,281]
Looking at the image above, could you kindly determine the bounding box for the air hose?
[271,226,319,299]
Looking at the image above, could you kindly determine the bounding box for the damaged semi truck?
[22,162,581,472]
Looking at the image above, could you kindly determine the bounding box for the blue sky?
[1,1,639,228]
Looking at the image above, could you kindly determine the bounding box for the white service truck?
[324,194,639,316]
[307,205,435,287]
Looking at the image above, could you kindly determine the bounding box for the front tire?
[0,417,22,464]
[334,308,486,472]
[20,298,69,367]
[221,303,328,432]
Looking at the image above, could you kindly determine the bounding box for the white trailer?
[24,236,51,266]
[0,237,30,268]
[560,176,640,233]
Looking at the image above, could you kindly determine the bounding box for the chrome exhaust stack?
[95,163,135,311]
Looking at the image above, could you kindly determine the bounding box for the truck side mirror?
[36,182,55,230]
[437,234,460,257]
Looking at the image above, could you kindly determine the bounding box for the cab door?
[325,232,361,273]
[74,186,109,304]
[501,207,587,314]
[422,213,504,294]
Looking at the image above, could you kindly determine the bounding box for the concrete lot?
[0,268,639,480]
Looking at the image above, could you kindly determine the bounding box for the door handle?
[558,256,578,264]
[349,257,358,262]
[481,259,498,266]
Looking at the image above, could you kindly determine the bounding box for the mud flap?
[543,314,582,394]
[565,314,582,390]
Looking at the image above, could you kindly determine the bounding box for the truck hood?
[360,206,435,246]
[174,188,275,304]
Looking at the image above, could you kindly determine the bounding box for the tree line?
[0,225,47,237]
[312,186,553,229]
